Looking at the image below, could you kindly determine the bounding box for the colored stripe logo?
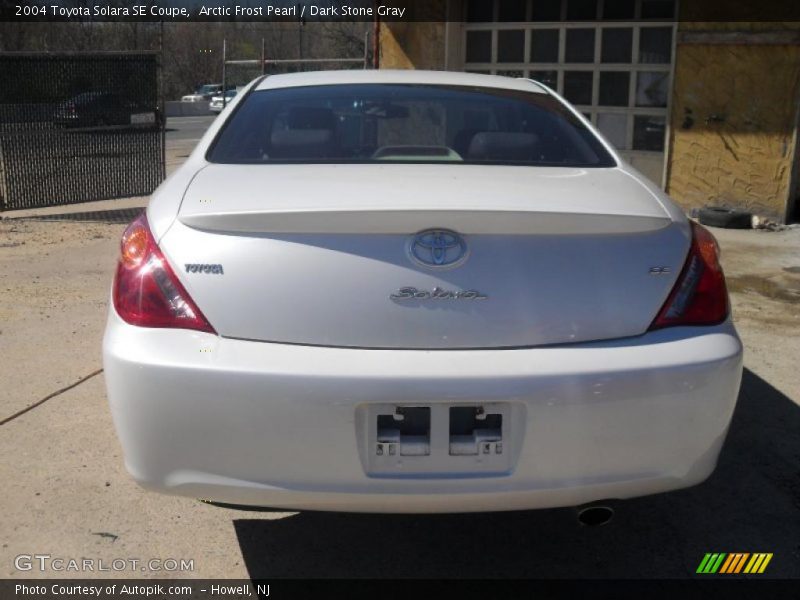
[696,553,773,574]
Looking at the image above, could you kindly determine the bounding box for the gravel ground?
[0,211,798,579]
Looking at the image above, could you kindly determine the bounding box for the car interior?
[209,84,612,166]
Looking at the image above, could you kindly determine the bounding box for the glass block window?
[531,29,560,62]
[564,71,594,105]
[633,115,666,151]
[636,71,669,107]
[601,28,633,63]
[461,0,676,184]
[498,30,525,62]
[496,69,525,78]
[639,27,672,64]
[599,71,630,106]
[465,31,492,63]
[565,28,595,62]
[597,113,629,149]
[530,70,558,89]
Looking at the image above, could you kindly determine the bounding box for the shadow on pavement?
[233,368,799,578]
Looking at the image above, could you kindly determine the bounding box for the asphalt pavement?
[165,115,217,144]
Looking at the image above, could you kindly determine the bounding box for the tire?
[697,206,752,229]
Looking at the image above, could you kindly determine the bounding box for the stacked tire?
[697,207,752,229]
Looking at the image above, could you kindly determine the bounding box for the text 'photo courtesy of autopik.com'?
[0,0,799,599]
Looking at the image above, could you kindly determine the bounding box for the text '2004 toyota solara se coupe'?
[103,70,743,513]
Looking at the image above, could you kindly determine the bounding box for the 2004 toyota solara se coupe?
[103,70,743,513]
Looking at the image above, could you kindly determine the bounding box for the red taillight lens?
[650,221,729,329]
[113,214,216,334]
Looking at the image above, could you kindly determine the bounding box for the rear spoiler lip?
[178,209,671,236]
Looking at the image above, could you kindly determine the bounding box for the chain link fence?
[0,52,164,211]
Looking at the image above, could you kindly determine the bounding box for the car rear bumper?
[103,310,743,513]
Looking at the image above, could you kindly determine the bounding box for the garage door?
[462,0,676,186]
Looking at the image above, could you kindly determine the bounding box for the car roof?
[254,69,549,94]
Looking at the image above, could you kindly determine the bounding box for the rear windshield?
[207,84,616,167]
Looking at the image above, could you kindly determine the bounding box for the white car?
[104,70,743,513]
[209,89,238,113]
[181,83,223,102]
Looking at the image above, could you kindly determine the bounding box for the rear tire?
[697,206,752,229]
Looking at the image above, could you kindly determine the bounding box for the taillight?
[650,221,729,329]
[113,214,216,334]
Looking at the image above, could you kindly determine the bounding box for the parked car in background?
[105,70,743,513]
[53,92,140,127]
[181,83,222,103]
[209,89,238,113]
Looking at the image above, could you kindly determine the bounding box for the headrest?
[467,132,540,162]
[270,129,334,158]
[287,106,335,130]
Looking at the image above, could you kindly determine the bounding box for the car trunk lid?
[159,164,688,349]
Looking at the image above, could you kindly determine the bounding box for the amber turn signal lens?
[120,223,149,267]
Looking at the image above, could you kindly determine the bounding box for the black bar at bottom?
[2,579,799,600]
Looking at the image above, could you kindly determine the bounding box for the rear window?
[207,84,616,167]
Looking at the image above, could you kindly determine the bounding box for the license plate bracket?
[357,402,520,478]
